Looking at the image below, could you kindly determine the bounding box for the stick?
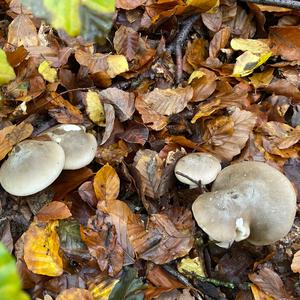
[239,0,300,10]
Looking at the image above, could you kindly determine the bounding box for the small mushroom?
[43,124,97,170]
[174,152,222,188]
[0,140,65,196]
[192,161,297,247]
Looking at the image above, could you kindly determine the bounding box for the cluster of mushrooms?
[175,153,297,248]
[0,124,97,196]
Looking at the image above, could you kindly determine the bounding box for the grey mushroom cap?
[43,124,97,170]
[0,140,65,196]
[174,152,221,187]
[192,161,297,246]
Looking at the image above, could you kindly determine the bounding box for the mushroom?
[174,152,222,188]
[192,161,297,247]
[42,124,97,170]
[0,140,65,196]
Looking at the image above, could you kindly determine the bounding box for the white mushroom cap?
[192,161,297,247]
[0,140,65,196]
[43,124,97,170]
[174,153,221,187]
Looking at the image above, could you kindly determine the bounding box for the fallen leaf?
[186,0,219,12]
[209,26,231,58]
[93,163,120,202]
[0,122,33,160]
[185,39,208,70]
[250,284,273,300]
[142,86,193,116]
[118,121,149,145]
[7,14,39,48]
[0,49,16,85]
[231,38,270,54]
[249,68,274,89]
[116,0,146,9]
[89,276,119,300]
[107,55,129,78]
[56,288,93,300]
[249,267,291,300]
[80,213,124,276]
[178,257,206,277]
[85,90,105,126]
[37,201,72,222]
[99,88,135,122]
[38,60,57,83]
[96,140,129,165]
[101,103,115,145]
[135,96,168,131]
[75,50,108,74]
[24,221,63,276]
[113,26,140,61]
[291,250,300,273]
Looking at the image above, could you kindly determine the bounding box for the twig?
[175,171,202,188]
[167,14,200,83]
[189,272,236,289]
[239,0,300,10]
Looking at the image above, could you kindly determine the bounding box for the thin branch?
[239,0,300,10]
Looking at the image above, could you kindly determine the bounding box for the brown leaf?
[114,26,140,61]
[202,108,257,161]
[209,26,231,58]
[133,149,164,199]
[36,201,72,222]
[56,288,93,300]
[7,14,39,48]
[128,207,194,264]
[6,45,28,67]
[0,122,33,160]
[99,88,135,122]
[48,92,84,124]
[53,168,94,201]
[96,140,129,165]
[101,103,115,145]
[201,9,222,32]
[118,121,149,145]
[74,50,107,74]
[135,96,168,131]
[93,163,120,202]
[269,26,300,61]
[80,213,124,276]
[250,284,273,300]
[116,0,147,10]
[249,267,292,300]
[291,250,300,273]
[78,181,98,208]
[185,39,208,70]
[191,68,217,102]
[142,86,193,116]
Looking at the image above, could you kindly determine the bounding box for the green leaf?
[21,0,115,42]
[0,49,16,85]
[109,267,146,300]
[0,243,30,300]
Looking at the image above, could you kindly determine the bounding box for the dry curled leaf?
[84,90,105,126]
[93,163,120,202]
[24,221,63,277]
[37,201,72,222]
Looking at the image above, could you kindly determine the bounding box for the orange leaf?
[24,221,63,276]
[291,250,300,273]
[250,284,274,300]
[93,163,120,201]
[56,288,93,300]
[37,201,72,222]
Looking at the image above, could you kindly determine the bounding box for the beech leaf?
[0,49,16,85]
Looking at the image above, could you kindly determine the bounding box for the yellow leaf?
[24,221,63,277]
[178,257,206,277]
[249,68,274,89]
[0,49,15,85]
[188,70,205,84]
[232,51,272,77]
[56,288,93,300]
[85,90,105,126]
[38,60,57,83]
[231,38,270,54]
[107,55,129,78]
[93,163,120,201]
[250,284,274,300]
[186,0,219,12]
[89,277,119,300]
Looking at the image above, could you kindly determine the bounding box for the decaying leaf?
[107,55,129,78]
[209,26,231,58]
[116,0,146,10]
[178,257,206,277]
[250,284,273,300]
[93,163,120,202]
[291,250,300,273]
[56,288,93,300]
[249,68,274,89]
[36,201,72,222]
[24,221,63,276]
[85,90,105,126]
[88,276,119,300]
[142,87,193,116]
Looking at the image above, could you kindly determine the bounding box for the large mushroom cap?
[175,152,221,186]
[43,124,97,170]
[192,161,297,246]
[0,140,65,196]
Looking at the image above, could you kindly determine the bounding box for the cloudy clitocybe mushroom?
[43,124,97,170]
[0,140,65,196]
[192,161,297,248]
[174,152,222,188]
